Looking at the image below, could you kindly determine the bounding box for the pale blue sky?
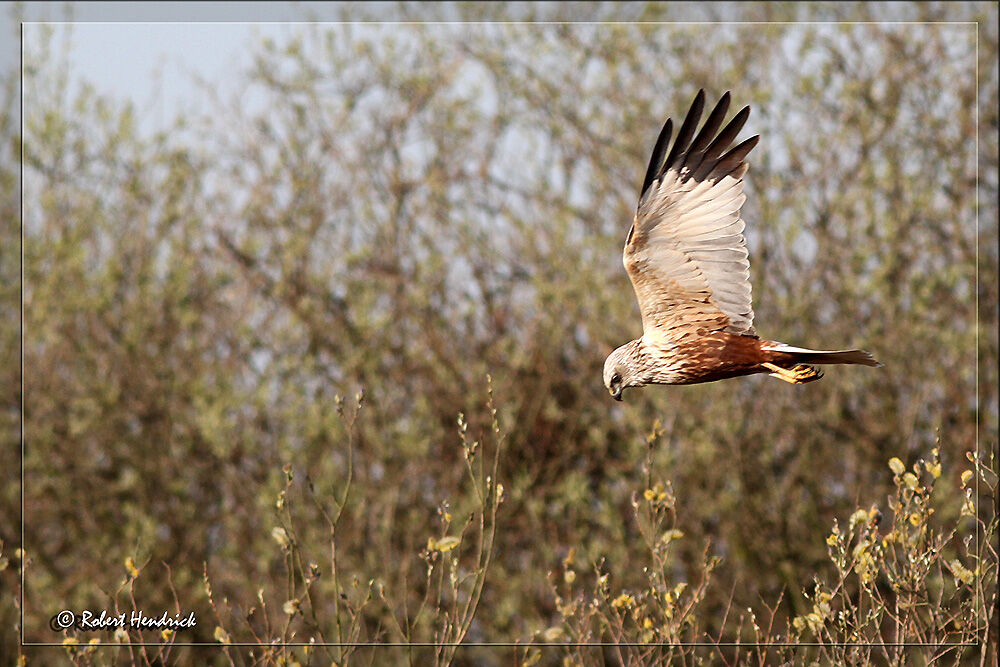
[6,1,546,136]
[7,1,983,140]
[9,3,319,135]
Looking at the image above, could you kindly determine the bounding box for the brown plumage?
[604,90,881,401]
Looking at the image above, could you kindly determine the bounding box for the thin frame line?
[17,14,988,655]
[20,20,982,25]
[21,641,981,648]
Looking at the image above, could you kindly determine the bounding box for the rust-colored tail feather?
[765,343,882,368]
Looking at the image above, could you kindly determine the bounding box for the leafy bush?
[525,441,997,666]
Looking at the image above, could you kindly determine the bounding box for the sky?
[8,3,318,136]
[5,2,570,137]
[7,2,983,140]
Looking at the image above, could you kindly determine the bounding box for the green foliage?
[528,441,997,667]
[6,2,998,666]
[778,447,997,664]
[529,421,721,666]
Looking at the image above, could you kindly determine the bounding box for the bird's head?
[603,342,642,401]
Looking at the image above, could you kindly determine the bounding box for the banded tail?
[761,342,882,385]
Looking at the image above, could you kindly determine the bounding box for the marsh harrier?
[604,90,880,401]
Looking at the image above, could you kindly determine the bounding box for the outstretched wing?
[624,89,759,341]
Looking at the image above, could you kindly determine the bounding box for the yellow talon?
[763,362,823,384]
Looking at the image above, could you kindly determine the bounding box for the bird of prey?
[604,90,881,401]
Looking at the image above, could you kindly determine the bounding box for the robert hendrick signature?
[50,609,196,632]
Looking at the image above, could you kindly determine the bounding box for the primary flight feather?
[604,90,881,401]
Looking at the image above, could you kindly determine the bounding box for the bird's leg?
[762,362,824,384]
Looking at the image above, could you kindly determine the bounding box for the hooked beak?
[610,388,623,402]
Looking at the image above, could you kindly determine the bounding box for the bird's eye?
[612,373,621,384]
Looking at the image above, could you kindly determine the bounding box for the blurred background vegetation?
[4,2,997,665]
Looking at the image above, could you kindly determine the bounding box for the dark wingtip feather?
[641,93,759,199]
[712,105,750,156]
[715,135,760,177]
[686,91,731,160]
[639,117,672,200]
[692,104,751,181]
[663,89,705,172]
